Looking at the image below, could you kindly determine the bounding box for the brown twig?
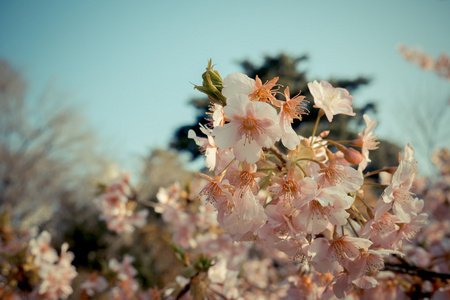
[383,262,450,281]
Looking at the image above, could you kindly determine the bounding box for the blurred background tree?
[0,58,185,291]
[395,45,450,175]
[0,58,115,242]
[137,148,193,201]
[171,53,401,172]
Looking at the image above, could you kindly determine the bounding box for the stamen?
[320,164,343,185]
[238,117,265,144]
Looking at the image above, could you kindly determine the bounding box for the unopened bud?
[345,148,364,165]
[202,67,222,87]
[194,59,227,106]
[194,254,213,272]
[319,130,330,138]
[335,144,364,165]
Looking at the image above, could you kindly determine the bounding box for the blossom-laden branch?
[398,44,450,80]
[79,61,450,300]
[384,261,450,281]
[189,61,437,299]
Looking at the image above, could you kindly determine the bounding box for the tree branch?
[383,262,450,281]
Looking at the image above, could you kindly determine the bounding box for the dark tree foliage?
[171,53,399,171]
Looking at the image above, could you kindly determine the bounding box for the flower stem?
[363,182,388,190]
[355,197,372,220]
[363,167,397,178]
[294,158,323,166]
[348,218,360,237]
[218,158,237,178]
[351,204,367,223]
[296,163,309,177]
[311,109,324,145]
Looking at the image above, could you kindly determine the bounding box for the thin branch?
[384,262,450,281]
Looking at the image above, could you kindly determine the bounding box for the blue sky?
[1,0,449,174]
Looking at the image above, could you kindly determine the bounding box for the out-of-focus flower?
[28,231,58,265]
[96,174,148,234]
[80,272,108,297]
[398,44,450,80]
[35,240,77,300]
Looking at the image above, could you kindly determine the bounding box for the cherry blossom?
[269,166,303,209]
[355,114,379,172]
[309,235,372,275]
[227,161,265,196]
[188,123,218,171]
[380,154,417,222]
[308,80,355,122]
[213,94,281,163]
[221,72,255,99]
[292,183,354,235]
[314,161,364,193]
[28,231,58,265]
[222,72,280,104]
[30,235,77,300]
[80,272,108,297]
[96,173,149,234]
[248,75,279,103]
[206,103,226,127]
[274,87,308,149]
[198,173,233,208]
[360,212,401,249]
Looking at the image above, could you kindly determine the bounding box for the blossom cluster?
[82,142,448,298]
[28,231,78,299]
[398,44,450,80]
[81,173,161,299]
[88,176,339,299]
[190,63,430,298]
[402,148,450,298]
[80,253,162,299]
[0,225,77,300]
[95,172,149,234]
[154,181,251,299]
[153,180,342,299]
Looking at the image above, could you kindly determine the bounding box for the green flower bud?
[194,59,227,106]
[194,253,213,272]
[170,242,189,266]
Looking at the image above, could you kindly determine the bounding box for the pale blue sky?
[1,1,449,174]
